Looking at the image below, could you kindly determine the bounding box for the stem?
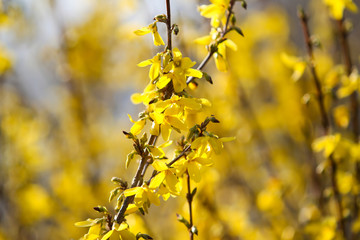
[299,9,347,238]
[337,18,359,240]
[186,171,194,240]
[166,0,172,51]
[115,0,174,224]
[115,135,158,223]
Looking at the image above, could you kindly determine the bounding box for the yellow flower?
[337,68,360,98]
[128,114,146,135]
[149,95,206,140]
[134,22,165,46]
[323,0,358,19]
[214,39,237,72]
[312,134,341,158]
[137,53,162,80]
[156,48,202,92]
[149,160,182,195]
[199,0,230,27]
[281,52,307,81]
[123,184,160,207]
[131,83,159,106]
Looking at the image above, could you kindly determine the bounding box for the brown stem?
[166,0,172,51]
[299,9,347,238]
[186,171,194,240]
[115,0,174,224]
[337,18,359,240]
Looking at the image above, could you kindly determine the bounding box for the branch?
[115,0,175,224]
[186,171,194,240]
[298,8,347,239]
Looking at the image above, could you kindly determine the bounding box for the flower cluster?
[75,0,242,239]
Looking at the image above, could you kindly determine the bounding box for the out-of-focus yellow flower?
[199,0,230,27]
[134,22,165,46]
[333,105,350,128]
[281,52,306,81]
[312,134,341,158]
[0,45,12,74]
[337,68,360,98]
[323,0,358,19]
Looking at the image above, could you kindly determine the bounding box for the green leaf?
[74,218,99,227]
[176,213,191,229]
[202,72,213,84]
[93,206,108,213]
[126,151,137,169]
[109,187,121,202]
[191,187,197,198]
[230,26,244,37]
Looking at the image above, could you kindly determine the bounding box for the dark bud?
[154,14,167,22]
[230,26,244,37]
[209,115,220,123]
[93,206,108,213]
[173,24,179,35]
[203,72,213,84]
[231,14,236,25]
[240,0,247,9]
[191,187,197,197]
[136,233,153,240]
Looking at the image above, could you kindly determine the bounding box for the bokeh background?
[1,0,360,239]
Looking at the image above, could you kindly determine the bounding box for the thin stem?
[337,17,359,240]
[166,0,172,51]
[299,9,347,239]
[186,171,194,240]
[115,135,158,223]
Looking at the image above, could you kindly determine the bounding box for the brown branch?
[115,0,175,224]
[186,171,194,240]
[337,17,360,240]
[299,9,347,239]
[166,0,172,51]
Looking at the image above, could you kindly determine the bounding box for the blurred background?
[1,0,360,239]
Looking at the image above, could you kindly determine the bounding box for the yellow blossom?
[323,0,358,20]
[134,22,165,46]
[156,48,202,92]
[137,53,162,80]
[123,184,160,207]
[199,0,230,27]
[281,52,307,81]
[149,160,182,195]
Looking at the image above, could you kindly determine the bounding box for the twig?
[186,171,194,240]
[298,9,347,239]
[337,17,359,240]
[166,0,172,51]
